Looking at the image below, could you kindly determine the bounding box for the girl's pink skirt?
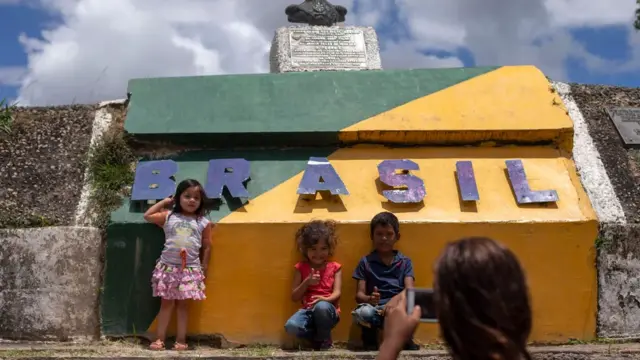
[151,262,206,300]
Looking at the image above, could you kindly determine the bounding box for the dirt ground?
[2,340,640,359]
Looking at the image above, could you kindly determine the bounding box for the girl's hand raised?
[306,269,321,286]
[162,196,174,207]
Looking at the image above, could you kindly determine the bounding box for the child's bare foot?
[149,339,165,351]
[173,342,188,351]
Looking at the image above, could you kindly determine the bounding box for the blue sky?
[1,0,638,105]
[0,4,45,101]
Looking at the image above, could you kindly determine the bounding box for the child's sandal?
[173,343,188,351]
[149,339,165,351]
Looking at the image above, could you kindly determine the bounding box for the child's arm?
[328,269,342,302]
[403,259,416,289]
[143,197,173,226]
[200,223,213,274]
[356,280,379,304]
[353,258,378,304]
[291,270,312,302]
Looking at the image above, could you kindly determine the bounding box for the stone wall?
[0,227,102,340]
[0,103,120,341]
[555,83,640,338]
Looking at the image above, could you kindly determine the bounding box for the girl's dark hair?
[296,220,338,259]
[435,237,532,360]
[171,179,209,217]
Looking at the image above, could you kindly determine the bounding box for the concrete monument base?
[270,25,382,73]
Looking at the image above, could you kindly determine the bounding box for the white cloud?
[9,0,640,105]
[0,66,26,86]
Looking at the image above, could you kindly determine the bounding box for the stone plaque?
[289,28,367,70]
[270,26,382,73]
[606,108,640,147]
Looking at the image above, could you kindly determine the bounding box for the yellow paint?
[223,146,595,224]
[148,147,597,344]
[339,66,573,152]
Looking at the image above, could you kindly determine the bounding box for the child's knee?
[160,299,176,309]
[354,305,376,321]
[284,318,304,336]
[313,301,334,314]
[176,300,189,309]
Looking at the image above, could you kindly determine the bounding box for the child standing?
[284,220,342,350]
[143,179,213,351]
[351,212,419,351]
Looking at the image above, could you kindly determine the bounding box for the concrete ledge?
[0,227,102,340]
[124,66,573,149]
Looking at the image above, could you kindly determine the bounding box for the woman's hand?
[376,291,421,360]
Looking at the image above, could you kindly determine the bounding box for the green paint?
[125,67,499,139]
[102,148,334,335]
[101,223,163,335]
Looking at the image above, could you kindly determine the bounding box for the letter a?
[297,157,349,195]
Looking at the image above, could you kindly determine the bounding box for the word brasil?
[131,157,559,205]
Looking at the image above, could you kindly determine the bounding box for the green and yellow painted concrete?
[103,65,597,344]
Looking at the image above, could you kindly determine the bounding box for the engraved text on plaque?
[606,107,640,147]
[289,28,367,69]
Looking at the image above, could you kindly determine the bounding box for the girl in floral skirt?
[143,179,213,351]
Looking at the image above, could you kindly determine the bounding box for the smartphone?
[406,288,437,323]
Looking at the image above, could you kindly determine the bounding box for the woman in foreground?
[377,237,532,360]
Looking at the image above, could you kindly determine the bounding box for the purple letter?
[131,160,178,201]
[377,160,426,203]
[456,161,479,201]
[297,157,349,195]
[506,160,558,204]
[205,159,250,199]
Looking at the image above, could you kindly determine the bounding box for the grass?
[87,124,136,228]
[0,98,16,134]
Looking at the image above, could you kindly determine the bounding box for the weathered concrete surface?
[554,82,640,338]
[0,106,95,228]
[2,342,640,359]
[598,224,640,338]
[0,227,102,341]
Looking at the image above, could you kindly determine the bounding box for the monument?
[104,0,600,345]
[270,0,382,73]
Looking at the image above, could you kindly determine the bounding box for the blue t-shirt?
[352,251,415,305]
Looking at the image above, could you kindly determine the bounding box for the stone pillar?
[270,25,382,73]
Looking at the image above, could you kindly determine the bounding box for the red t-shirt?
[295,261,342,314]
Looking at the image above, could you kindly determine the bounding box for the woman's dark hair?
[296,220,338,259]
[171,179,209,217]
[434,237,532,360]
[369,211,400,239]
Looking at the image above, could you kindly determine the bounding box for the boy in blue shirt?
[351,211,419,351]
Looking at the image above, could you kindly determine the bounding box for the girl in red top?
[284,220,342,350]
